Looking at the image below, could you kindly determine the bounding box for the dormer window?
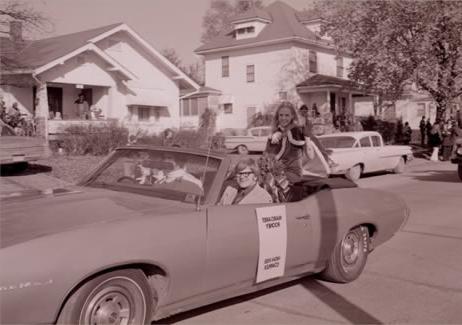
[235,26,255,39]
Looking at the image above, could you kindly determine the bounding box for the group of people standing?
[419,114,462,161]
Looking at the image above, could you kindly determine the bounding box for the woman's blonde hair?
[272,101,299,131]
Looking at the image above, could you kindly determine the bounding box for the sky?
[24,0,313,66]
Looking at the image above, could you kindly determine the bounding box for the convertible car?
[0,146,409,324]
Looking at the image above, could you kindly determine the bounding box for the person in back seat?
[219,158,273,205]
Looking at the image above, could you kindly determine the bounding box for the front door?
[80,88,93,106]
[47,87,63,119]
[330,92,337,118]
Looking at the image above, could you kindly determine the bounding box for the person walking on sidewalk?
[426,118,432,147]
[403,122,412,145]
[419,116,426,146]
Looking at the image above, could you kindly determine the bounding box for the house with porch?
[0,22,200,138]
[195,1,373,132]
[196,0,460,133]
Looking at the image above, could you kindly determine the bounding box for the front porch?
[296,74,373,134]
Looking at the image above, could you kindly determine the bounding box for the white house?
[195,1,372,131]
[0,22,200,138]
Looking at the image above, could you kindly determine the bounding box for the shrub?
[59,122,129,155]
[360,115,397,144]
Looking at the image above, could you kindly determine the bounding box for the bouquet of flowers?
[258,153,290,203]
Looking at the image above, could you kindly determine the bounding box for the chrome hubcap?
[341,232,360,266]
[84,287,132,325]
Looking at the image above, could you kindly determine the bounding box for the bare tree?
[0,0,51,36]
[161,47,205,85]
[201,0,263,44]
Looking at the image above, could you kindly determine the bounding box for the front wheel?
[236,145,249,155]
[57,269,153,325]
[393,157,406,174]
[345,165,362,181]
[319,226,369,283]
[458,164,462,181]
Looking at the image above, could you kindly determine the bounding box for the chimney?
[10,21,23,43]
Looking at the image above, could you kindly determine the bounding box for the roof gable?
[1,23,199,90]
[6,23,123,69]
[195,1,325,54]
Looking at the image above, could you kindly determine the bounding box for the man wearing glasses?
[219,158,273,205]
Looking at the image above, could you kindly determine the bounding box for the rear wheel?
[237,145,249,155]
[57,269,153,325]
[319,226,369,283]
[458,164,462,181]
[393,157,406,174]
[345,164,362,181]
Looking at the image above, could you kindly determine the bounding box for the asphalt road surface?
[1,159,460,324]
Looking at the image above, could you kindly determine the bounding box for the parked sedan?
[0,146,409,324]
[318,131,413,181]
[224,126,271,154]
[0,120,50,169]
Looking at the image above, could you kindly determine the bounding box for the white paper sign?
[255,205,287,283]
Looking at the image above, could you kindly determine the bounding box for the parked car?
[0,146,409,324]
[224,126,271,154]
[0,120,50,170]
[318,131,413,181]
[451,136,462,181]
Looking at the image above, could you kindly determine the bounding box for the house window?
[417,103,426,117]
[182,100,190,116]
[222,56,229,78]
[309,50,317,74]
[234,26,256,38]
[224,103,233,114]
[138,107,150,121]
[336,56,344,78]
[279,91,288,101]
[246,65,255,83]
[191,98,198,116]
[182,99,199,116]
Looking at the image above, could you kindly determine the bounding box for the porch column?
[35,81,49,140]
[349,92,353,116]
[326,90,330,116]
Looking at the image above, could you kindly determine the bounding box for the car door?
[248,128,260,151]
[204,200,313,294]
[359,136,376,172]
[370,134,388,170]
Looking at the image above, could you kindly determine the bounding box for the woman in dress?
[264,101,306,184]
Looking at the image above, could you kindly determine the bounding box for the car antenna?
[197,120,214,211]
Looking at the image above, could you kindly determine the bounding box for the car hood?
[0,187,195,248]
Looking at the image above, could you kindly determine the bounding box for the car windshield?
[86,148,221,204]
[318,136,356,148]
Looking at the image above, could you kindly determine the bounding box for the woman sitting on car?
[219,158,273,205]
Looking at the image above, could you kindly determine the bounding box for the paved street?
[1,158,460,324]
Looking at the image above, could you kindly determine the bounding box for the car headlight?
[456,147,462,155]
